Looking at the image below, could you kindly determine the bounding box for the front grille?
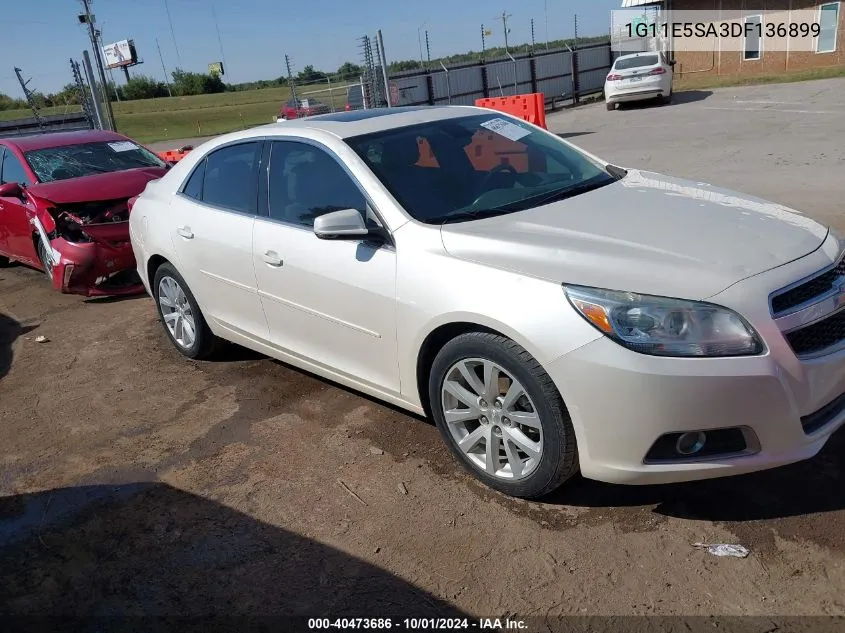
[801,392,845,434]
[785,309,845,356]
[772,259,845,314]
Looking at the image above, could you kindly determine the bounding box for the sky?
[0,0,622,97]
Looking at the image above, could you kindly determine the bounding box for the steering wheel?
[480,163,518,188]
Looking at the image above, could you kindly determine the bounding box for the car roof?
[255,105,490,139]
[0,129,128,152]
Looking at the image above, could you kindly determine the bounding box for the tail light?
[649,67,667,75]
[345,103,352,111]
[607,74,623,81]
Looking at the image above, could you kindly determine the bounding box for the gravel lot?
[3,78,845,624]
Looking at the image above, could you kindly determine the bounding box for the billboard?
[208,62,225,76]
[103,40,137,68]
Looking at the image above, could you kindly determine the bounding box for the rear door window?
[196,142,261,214]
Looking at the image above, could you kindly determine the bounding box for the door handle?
[262,250,283,267]
[176,226,194,239]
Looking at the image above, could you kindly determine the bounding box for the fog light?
[676,431,707,456]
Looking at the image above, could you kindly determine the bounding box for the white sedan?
[605,51,674,110]
[129,106,845,499]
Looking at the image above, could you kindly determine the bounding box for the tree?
[0,93,27,111]
[389,59,423,72]
[122,75,169,100]
[336,61,363,79]
[297,65,326,83]
[171,68,225,96]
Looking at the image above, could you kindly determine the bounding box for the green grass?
[676,64,845,90]
[5,64,839,143]
[0,84,355,143]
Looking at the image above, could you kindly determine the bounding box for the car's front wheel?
[428,332,578,499]
[153,262,217,359]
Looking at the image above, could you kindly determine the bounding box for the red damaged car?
[0,130,167,296]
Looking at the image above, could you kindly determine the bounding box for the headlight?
[564,285,763,357]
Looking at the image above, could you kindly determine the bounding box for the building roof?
[0,129,126,152]
[621,0,663,7]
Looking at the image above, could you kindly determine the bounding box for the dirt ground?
[3,80,845,626]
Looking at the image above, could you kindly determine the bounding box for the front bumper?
[49,237,145,298]
[548,235,845,485]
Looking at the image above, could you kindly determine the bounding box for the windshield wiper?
[431,208,515,226]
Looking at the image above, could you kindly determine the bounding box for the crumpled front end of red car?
[28,193,145,297]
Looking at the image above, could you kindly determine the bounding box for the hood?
[440,170,828,300]
[27,167,167,205]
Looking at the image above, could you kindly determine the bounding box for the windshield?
[614,55,659,70]
[345,113,616,224]
[25,140,166,183]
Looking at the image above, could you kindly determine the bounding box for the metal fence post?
[425,71,435,105]
[567,44,580,105]
[439,61,452,105]
[480,62,489,98]
[506,51,518,95]
[529,53,538,94]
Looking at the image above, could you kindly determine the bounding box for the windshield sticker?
[480,118,531,142]
[107,141,138,152]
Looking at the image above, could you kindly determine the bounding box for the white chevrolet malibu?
[129,106,845,499]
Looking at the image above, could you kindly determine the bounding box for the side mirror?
[313,208,371,240]
[0,182,23,199]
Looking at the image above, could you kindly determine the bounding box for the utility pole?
[544,0,550,50]
[78,0,115,131]
[163,0,182,69]
[14,67,44,130]
[500,11,512,52]
[156,38,173,97]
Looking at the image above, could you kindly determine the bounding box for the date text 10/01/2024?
[307,618,528,630]
[627,21,821,39]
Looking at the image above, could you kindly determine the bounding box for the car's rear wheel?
[36,239,54,282]
[428,332,579,499]
[606,102,615,111]
[661,90,673,105]
[153,262,217,359]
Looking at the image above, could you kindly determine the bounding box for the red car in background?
[276,97,331,121]
[0,130,167,297]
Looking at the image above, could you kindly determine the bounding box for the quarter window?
[818,3,840,53]
[267,141,366,228]
[196,142,261,214]
[744,15,762,60]
[182,159,205,200]
[1,151,32,186]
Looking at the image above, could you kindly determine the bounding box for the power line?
[210,3,228,74]
[163,0,183,69]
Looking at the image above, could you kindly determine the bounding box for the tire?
[606,102,615,111]
[0,255,9,267]
[428,332,578,499]
[36,239,54,282]
[661,91,673,105]
[152,262,217,359]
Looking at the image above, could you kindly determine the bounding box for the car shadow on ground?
[618,89,714,111]
[84,294,148,305]
[0,483,469,619]
[556,132,594,140]
[546,422,845,522]
[0,313,38,381]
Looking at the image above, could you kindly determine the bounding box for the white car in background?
[129,106,845,499]
[605,51,675,110]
